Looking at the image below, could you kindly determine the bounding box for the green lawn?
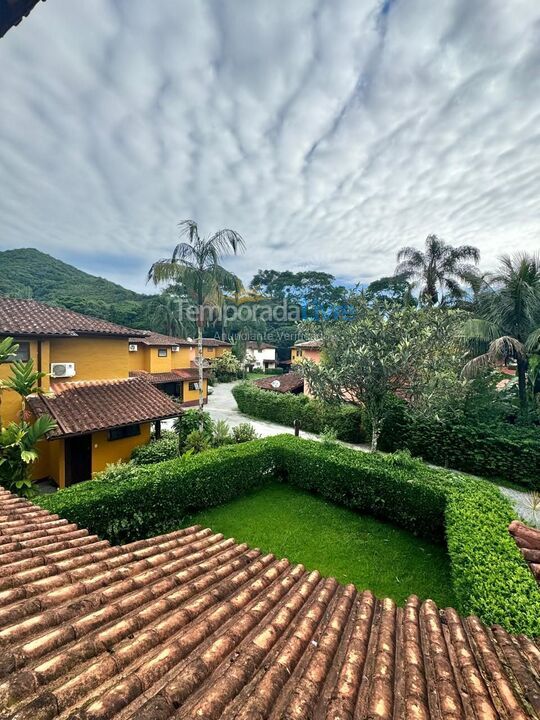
[186,482,456,607]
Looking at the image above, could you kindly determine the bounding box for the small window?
[108,424,141,441]
[188,381,200,391]
[296,349,303,357]
[1,341,30,363]
[157,348,168,357]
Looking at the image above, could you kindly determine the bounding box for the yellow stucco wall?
[148,348,174,373]
[49,337,129,382]
[175,347,191,368]
[291,347,321,364]
[127,346,149,373]
[182,378,208,404]
[91,423,151,474]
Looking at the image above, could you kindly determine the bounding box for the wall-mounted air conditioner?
[171,346,180,352]
[128,344,138,352]
[50,362,76,378]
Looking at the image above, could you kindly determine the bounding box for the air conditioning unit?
[50,362,76,378]
[128,344,138,352]
[171,345,179,353]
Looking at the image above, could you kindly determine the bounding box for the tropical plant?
[0,336,18,426]
[173,408,214,452]
[149,219,245,427]
[461,253,540,416]
[0,416,57,496]
[212,350,243,382]
[3,359,47,416]
[211,419,233,447]
[395,234,480,306]
[231,422,259,443]
[184,429,210,454]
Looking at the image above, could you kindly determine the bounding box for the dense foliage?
[232,381,366,442]
[212,350,243,381]
[130,434,179,465]
[39,436,540,635]
[378,396,540,489]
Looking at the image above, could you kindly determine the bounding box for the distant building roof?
[246,341,276,350]
[0,297,148,338]
[293,339,323,349]
[0,0,43,38]
[128,332,190,347]
[130,368,210,383]
[26,377,181,437]
[0,486,538,719]
[509,520,540,584]
[254,371,304,393]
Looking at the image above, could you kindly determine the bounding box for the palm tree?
[395,234,480,305]
[148,220,245,425]
[462,253,540,416]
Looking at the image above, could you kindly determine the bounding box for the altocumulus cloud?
[0,0,539,291]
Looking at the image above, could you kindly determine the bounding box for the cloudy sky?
[1,0,539,293]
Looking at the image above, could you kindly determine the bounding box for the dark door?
[65,434,92,485]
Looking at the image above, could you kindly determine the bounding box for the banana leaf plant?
[0,416,57,496]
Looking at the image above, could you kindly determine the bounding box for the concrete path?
[202,381,537,527]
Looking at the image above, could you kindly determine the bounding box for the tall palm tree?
[462,253,540,416]
[395,234,480,305]
[148,220,245,425]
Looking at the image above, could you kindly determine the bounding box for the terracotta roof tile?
[0,488,538,719]
[509,520,540,584]
[294,338,323,349]
[246,341,276,350]
[26,377,181,437]
[254,371,304,393]
[0,298,149,338]
[128,333,190,347]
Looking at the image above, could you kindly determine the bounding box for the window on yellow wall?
[1,341,30,363]
[108,424,141,441]
[158,348,168,357]
[188,381,201,391]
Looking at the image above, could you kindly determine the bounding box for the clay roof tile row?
[509,520,540,584]
[254,371,304,393]
[0,487,539,719]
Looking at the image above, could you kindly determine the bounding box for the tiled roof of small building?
[26,377,181,437]
[130,369,210,383]
[509,520,540,584]
[0,0,43,38]
[0,298,148,338]
[128,333,191,347]
[254,371,304,393]
[0,487,538,719]
[294,339,323,349]
[246,341,276,350]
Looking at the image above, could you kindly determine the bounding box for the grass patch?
[186,482,456,608]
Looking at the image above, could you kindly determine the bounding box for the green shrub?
[232,382,365,442]
[232,422,259,443]
[379,400,540,490]
[264,367,283,375]
[131,436,178,465]
[212,420,234,447]
[185,429,211,454]
[174,409,214,451]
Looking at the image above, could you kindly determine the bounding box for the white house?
[245,341,277,371]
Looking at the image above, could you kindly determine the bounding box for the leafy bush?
[232,381,366,442]
[379,399,540,490]
[38,435,540,635]
[232,422,259,443]
[174,409,214,452]
[92,461,141,483]
[212,420,234,447]
[185,429,211,454]
[212,351,243,382]
[131,435,178,465]
[320,427,338,447]
[264,367,283,375]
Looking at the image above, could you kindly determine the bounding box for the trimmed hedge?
[131,435,179,465]
[233,381,366,442]
[39,436,540,636]
[379,400,540,490]
[41,440,277,543]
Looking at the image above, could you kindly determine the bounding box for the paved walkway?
[201,382,537,526]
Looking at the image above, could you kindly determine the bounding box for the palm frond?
[208,228,246,256]
[526,327,540,353]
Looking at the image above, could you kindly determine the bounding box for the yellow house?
[0,298,182,488]
[291,339,323,364]
[127,332,210,407]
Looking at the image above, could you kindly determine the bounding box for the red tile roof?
[128,333,190,347]
[246,341,276,350]
[254,371,304,393]
[0,298,148,338]
[172,367,211,381]
[0,0,43,38]
[130,369,210,383]
[509,520,540,584]
[26,377,181,437]
[0,487,539,719]
[294,339,323,349]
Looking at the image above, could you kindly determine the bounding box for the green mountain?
[0,248,161,331]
